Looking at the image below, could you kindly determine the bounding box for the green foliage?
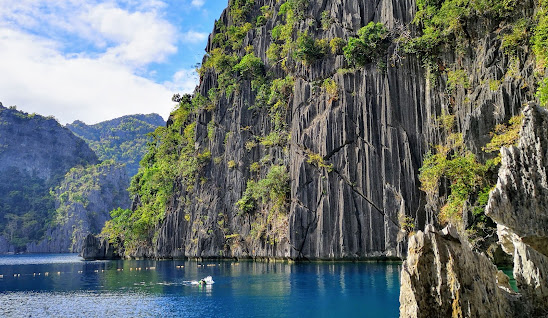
[501,18,531,56]
[446,69,470,91]
[266,43,282,63]
[483,114,523,156]
[320,10,333,30]
[229,0,255,25]
[260,131,288,147]
[207,120,215,140]
[329,37,346,55]
[306,151,333,171]
[489,79,502,91]
[420,113,522,229]
[67,114,164,177]
[343,22,389,67]
[419,136,492,225]
[0,168,55,250]
[236,165,290,214]
[233,53,265,78]
[322,78,339,101]
[294,32,327,64]
[538,78,548,107]
[228,160,238,169]
[104,95,209,252]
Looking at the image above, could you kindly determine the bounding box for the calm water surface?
[0,254,401,317]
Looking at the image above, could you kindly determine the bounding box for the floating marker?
[0,275,3,278]
[57,272,61,275]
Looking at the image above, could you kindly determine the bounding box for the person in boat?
[199,279,206,285]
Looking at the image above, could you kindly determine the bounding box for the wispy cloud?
[181,30,209,44]
[191,0,205,8]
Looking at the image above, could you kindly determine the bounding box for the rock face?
[400,105,548,317]
[80,234,120,260]
[136,0,429,260]
[27,161,130,253]
[119,0,536,260]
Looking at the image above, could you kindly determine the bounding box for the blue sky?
[0,0,227,124]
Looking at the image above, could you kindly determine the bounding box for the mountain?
[66,114,165,177]
[0,104,98,252]
[27,160,130,253]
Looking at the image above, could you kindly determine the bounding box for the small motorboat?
[191,276,215,286]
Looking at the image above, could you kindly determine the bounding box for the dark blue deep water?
[0,254,401,317]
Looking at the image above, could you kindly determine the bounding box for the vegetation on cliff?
[67,114,165,177]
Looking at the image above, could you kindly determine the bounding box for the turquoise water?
[0,254,401,317]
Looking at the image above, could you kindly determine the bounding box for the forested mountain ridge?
[0,104,98,252]
[66,113,165,177]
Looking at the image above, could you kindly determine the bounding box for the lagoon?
[0,254,401,317]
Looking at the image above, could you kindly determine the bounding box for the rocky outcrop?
[27,161,130,253]
[0,235,14,254]
[80,234,120,260]
[400,225,521,318]
[143,0,428,260]
[485,104,548,316]
[400,105,548,317]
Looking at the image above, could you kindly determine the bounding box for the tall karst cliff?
[106,0,545,262]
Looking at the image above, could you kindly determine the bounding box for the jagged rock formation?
[80,234,120,260]
[485,104,548,316]
[27,161,130,253]
[400,105,548,317]
[400,225,521,318]
[66,114,165,177]
[0,104,98,252]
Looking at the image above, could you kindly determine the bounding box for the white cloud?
[83,3,177,66]
[163,69,199,94]
[0,28,177,124]
[0,0,208,124]
[181,31,209,44]
[191,0,205,8]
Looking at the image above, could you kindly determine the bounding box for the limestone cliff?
[107,0,542,260]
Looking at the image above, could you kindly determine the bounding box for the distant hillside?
[0,104,98,252]
[66,114,165,177]
[27,160,130,253]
